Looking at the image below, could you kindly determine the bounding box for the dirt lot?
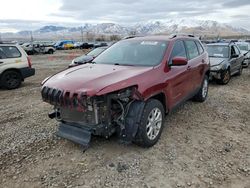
[0,50,250,188]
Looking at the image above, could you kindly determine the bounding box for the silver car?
[207,42,244,85]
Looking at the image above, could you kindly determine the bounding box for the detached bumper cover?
[20,67,35,79]
[56,123,91,146]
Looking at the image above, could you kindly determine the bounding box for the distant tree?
[86,32,95,41]
[110,35,121,41]
[96,35,106,41]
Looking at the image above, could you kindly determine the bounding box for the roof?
[236,41,249,45]
[126,34,197,42]
[207,42,232,46]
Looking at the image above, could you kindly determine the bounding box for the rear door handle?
[187,66,191,70]
[0,61,3,64]
[202,59,205,63]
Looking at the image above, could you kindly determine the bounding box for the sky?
[1,0,250,33]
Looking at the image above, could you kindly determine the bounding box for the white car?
[0,43,35,89]
[21,42,56,55]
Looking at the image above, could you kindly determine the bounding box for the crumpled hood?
[43,64,153,96]
[209,57,227,66]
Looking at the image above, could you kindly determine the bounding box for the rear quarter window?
[185,40,199,60]
[0,46,21,59]
[196,41,204,54]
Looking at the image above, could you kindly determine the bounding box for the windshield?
[87,48,106,56]
[207,45,229,58]
[237,44,248,51]
[94,40,168,66]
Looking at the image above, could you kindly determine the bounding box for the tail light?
[27,56,32,68]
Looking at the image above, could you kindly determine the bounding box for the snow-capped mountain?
[1,19,249,40]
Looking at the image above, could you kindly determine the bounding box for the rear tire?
[217,68,231,85]
[1,70,22,89]
[193,75,209,102]
[235,64,243,76]
[133,99,164,147]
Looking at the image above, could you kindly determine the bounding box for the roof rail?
[0,41,17,44]
[170,33,195,39]
[122,35,144,40]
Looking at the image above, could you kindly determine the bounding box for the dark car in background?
[69,47,108,67]
[79,42,94,49]
[207,42,244,84]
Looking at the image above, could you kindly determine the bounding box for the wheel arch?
[0,68,23,81]
[148,92,167,114]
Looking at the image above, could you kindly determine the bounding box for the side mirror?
[231,54,239,58]
[171,57,188,66]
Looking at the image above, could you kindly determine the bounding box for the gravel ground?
[0,50,250,188]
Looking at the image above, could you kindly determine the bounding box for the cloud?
[57,0,230,22]
[1,0,250,32]
[223,0,250,8]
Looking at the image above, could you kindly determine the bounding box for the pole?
[80,26,84,42]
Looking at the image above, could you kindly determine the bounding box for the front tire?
[217,68,231,85]
[134,99,164,147]
[193,75,209,102]
[1,70,22,89]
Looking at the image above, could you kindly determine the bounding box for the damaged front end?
[41,86,145,146]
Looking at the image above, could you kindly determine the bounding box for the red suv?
[41,35,210,148]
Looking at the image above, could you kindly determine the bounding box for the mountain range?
[1,19,249,40]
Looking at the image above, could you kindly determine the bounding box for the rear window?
[196,41,204,54]
[0,46,21,59]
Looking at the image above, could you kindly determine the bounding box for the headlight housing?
[211,64,222,71]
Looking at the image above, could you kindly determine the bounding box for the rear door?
[234,45,244,69]
[230,45,240,73]
[184,40,202,93]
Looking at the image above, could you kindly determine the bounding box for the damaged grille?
[41,86,87,110]
[42,86,64,105]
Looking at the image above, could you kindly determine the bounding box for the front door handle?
[0,61,3,64]
[187,66,191,70]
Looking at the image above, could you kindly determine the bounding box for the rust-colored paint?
[42,36,210,112]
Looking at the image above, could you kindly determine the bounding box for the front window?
[207,45,229,58]
[94,40,168,66]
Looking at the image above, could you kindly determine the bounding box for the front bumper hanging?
[56,123,91,146]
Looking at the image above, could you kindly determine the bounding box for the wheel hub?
[146,108,162,140]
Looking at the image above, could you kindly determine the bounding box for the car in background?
[94,42,108,48]
[22,42,56,55]
[236,42,250,68]
[0,43,35,89]
[54,40,75,50]
[41,34,210,148]
[79,42,94,49]
[207,42,244,84]
[74,42,83,49]
[69,47,107,67]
